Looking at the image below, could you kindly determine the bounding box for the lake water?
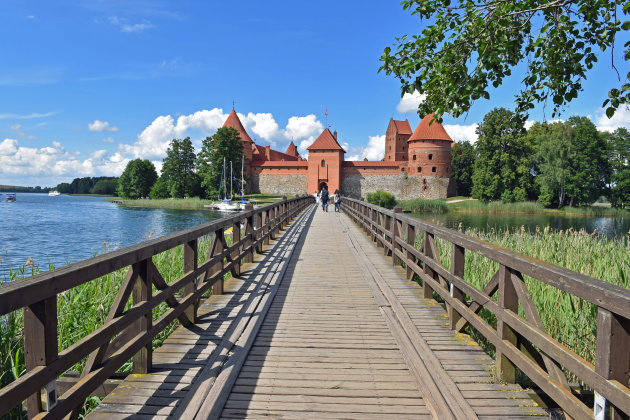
[0,193,223,278]
[411,211,630,240]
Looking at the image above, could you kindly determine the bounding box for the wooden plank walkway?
[88,204,547,419]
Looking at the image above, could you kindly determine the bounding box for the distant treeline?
[0,185,52,193]
[55,177,119,195]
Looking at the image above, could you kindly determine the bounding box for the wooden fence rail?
[0,196,313,419]
[342,197,630,420]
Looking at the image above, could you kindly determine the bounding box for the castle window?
[321,160,326,167]
[413,155,416,161]
[428,154,433,160]
[389,146,391,150]
[417,167,422,173]
[432,167,436,172]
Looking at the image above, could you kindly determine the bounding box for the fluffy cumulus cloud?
[284,115,323,154]
[596,106,630,132]
[108,16,155,33]
[396,92,426,113]
[346,135,385,161]
[88,120,119,132]
[0,137,129,186]
[443,124,479,143]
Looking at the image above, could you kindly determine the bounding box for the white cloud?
[89,120,119,132]
[242,112,280,142]
[596,106,630,132]
[0,112,56,120]
[9,124,21,130]
[397,92,426,113]
[0,138,128,186]
[444,124,479,143]
[108,16,155,33]
[284,115,323,140]
[103,136,115,144]
[346,135,385,161]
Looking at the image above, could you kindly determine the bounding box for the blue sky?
[1,0,629,187]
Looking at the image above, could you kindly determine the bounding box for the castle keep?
[222,109,454,199]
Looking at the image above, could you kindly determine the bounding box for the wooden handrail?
[342,197,630,420]
[0,196,313,419]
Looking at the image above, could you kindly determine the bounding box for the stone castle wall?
[341,173,451,200]
[251,174,308,195]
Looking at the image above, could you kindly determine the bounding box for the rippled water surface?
[0,193,223,277]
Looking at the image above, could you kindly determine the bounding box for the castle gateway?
[223,109,454,199]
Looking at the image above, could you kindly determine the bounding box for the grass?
[412,225,630,379]
[0,231,237,418]
[111,195,293,209]
[447,199,630,216]
[397,198,448,213]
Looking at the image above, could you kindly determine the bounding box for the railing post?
[422,232,436,299]
[370,208,378,242]
[132,259,151,374]
[24,297,58,418]
[449,244,465,330]
[497,264,517,383]
[263,209,270,244]
[596,308,630,420]
[281,196,287,229]
[255,210,263,253]
[406,223,416,280]
[210,229,225,295]
[231,220,241,277]
[244,204,255,263]
[392,206,402,265]
[184,239,198,323]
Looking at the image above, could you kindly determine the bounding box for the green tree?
[117,159,158,199]
[471,108,533,202]
[451,141,476,196]
[196,127,244,199]
[91,179,119,196]
[366,190,397,209]
[149,177,170,199]
[605,128,630,208]
[161,138,198,198]
[563,117,609,206]
[380,1,629,121]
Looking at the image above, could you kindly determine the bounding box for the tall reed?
[0,232,230,418]
[416,225,629,371]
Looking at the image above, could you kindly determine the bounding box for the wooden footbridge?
[1,197,629,419]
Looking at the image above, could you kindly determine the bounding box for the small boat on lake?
[48,190,60,196]
[206,157,248,212]
[6,193,16,202]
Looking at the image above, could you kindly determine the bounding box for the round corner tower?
[406,114,453,176]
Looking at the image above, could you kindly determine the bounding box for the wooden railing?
[342,198,630,420]
[0,196,313,419]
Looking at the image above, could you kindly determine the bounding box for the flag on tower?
[325,109,328,116]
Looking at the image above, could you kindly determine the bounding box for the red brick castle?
[222,109,454,199]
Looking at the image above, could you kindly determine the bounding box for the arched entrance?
[318,181,327,191]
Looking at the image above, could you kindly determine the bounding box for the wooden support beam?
[449,244,465,330]
[184,238,198,323]
[497,264,517,383]
[132,259,151,374]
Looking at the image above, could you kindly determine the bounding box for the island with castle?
[222,109,455,199]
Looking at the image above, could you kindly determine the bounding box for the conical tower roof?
[408,113,452,142]
[307,128,345,151]
[285,141,299,156]
[223,109,253,143]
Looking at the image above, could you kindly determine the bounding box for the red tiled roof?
[250,161,308,167]
[408,113,453,142]
[391,119,412,135]
[307,128,345,151]
[285,141,299,156]
[223,109,253,143]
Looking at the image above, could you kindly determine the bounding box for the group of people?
[314,186,341,212]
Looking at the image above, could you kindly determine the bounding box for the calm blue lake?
[0,193,223,279]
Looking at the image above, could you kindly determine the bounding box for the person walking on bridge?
[333,190,341,212]
[320,186,329,212]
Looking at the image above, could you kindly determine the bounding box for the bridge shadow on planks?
[88,210,315,419]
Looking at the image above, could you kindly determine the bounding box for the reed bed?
[0,231,237,418]
[397,198,448,213]
[447,199,630,216]
[112,197,215,209]
[414,225,630,374]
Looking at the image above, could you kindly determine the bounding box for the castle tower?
[285,141,299,158]
[407,114,453,176]
[307,129,345,194]
[385,118,412,161]
[222,109,254,175]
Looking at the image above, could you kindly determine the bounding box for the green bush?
[366,190,396,209]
